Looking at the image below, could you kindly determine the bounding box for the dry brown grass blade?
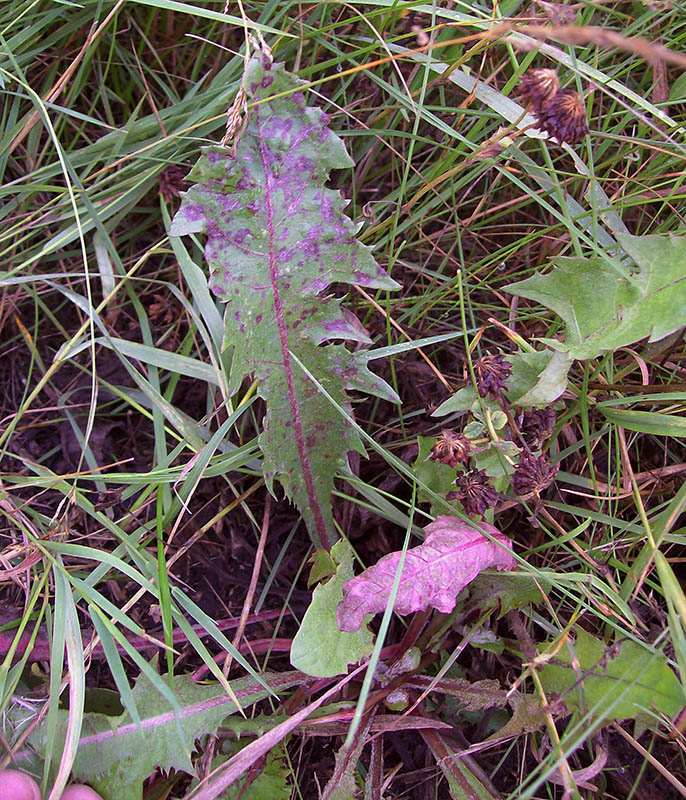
[612,723,686,797]
[421,729,501,799]
[512,24,686,68]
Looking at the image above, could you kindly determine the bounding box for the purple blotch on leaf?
[233,228,251,245]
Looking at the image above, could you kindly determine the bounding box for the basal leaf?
[337,516,516,633]
[170,54,398,546]
[291,539,374,677]
[26,670,303,800]
[504,232,686,361]
[539,627,682,726]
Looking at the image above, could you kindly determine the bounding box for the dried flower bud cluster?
[449,470,499,516]
[518,68,559,110]
[520,407,556,449]
[422,347,561,518]
[474,353,512,398]
[518,68,588,145]
[511,452,559,495]
[539,91,588,145]
[430,429,471,467]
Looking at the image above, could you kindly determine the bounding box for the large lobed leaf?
[539,627,682,731]
[25,670,304,800]
[170,54,398,545]
[336,516,516,632]
[504,232,686,361]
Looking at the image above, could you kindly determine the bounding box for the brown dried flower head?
[511,452,559,495]
[430,429,471,468]
[474,353,512,398]
[518,69,588,146]
[538,89,588,144]
[449,469,498,516]
[518,68,560,112]
[520,407,556,449]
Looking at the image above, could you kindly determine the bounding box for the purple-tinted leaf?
[169,54,398,547]
[337,516,516,632]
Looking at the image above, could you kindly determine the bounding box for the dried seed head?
[511,452,559,495]
[518,68,560,112]
[520,407,556,449]
[449,469,498,516]
[430,429,471,468]
[474,353,512,398]
[538,90,588,144]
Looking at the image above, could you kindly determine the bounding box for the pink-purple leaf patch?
[337,516,517,632]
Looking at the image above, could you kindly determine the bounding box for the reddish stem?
[0,609,284,664]
[255,111,331,550]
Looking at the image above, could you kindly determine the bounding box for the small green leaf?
[505,232,686,361]
[506,350,571,407]
[470,395,503,422]
[669,72,686,102]
[463,421,484,439]
[384,688,410,711]
[413,436,457,501]
[217,742,290,800]
[473,440,519,477]
[539,627,683,725]
[432,386,478,417]
[487,693,547,741]
[469,628,504,655]
[599,407,686,437]
[308,549,337,586]
[490,410,508,431]
[291,539,374,677]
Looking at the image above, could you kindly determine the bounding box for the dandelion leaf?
[170,54,398,545]
[27,670,303,800]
